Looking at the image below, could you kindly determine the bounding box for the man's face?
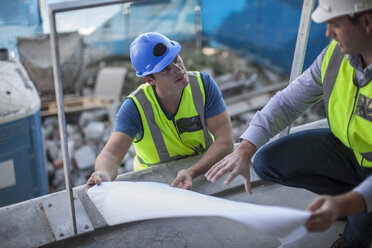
[151,55,189,91]
[326,15,366,54]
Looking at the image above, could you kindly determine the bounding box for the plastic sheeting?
[84,0,197,57]
[17,31,84,94]
[81,0,328,74]
[1,0,328,74]
[0,59,40,124]
[88,181,311,248]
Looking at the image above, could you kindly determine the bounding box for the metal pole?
[279,0,316,137]
[195,0,202,50]
[48,0,143,236]
[48,8,77,235]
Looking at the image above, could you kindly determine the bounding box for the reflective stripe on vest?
[189,72,213,148]
[131,71,213,168]
[322,40,372,167]
[134,89,176,163]
[323,44,344,119]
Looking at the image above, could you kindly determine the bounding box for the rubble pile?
[42,109,135,192]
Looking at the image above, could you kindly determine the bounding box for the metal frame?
[279,0,316,137]
[48,0,314,237]
[48,0,141,235]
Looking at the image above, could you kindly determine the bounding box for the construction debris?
[17,31,85,96]
[0,59,40,122]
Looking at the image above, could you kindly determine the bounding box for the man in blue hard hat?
[206,0,372,247]
[85,32,233,190]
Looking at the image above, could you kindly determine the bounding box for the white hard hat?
[312,0,372,23]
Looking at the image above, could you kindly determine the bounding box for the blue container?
[0,111,47,207]
[0,59,48,207]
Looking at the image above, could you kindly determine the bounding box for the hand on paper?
[305,195,339,232]
[171,169,193,189]
[305,191,367,232]
[205,140,256,194]
[85,171,111,193]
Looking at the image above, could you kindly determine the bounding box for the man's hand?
[171,169,193,190]
[84,171,111,194]
[305,191,367,232]
[305,196,340,232]
[205,140,256,194]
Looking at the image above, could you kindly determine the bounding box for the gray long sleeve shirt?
[240,45,372,212]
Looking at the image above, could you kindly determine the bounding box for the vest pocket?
[361,151,372,161]
[355,94,372,122]
[176,116,202,134]
[361,152,372,168]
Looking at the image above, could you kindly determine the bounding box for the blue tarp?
[0,0,328,75]
[84,0,197,56]
[0,0,41,26]
[85,0,328,74]
[0,0,42,57]
[201,0,328,73]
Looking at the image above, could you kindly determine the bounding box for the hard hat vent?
[355,3,366,12]
[324,4,331,13]
[153,43,167,57]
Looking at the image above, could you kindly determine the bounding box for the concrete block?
[93,67,127,102]
[83,121,105,144]
[74,145,96,170]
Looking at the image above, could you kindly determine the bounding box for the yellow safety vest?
[322,40,372,167]
[128,71,214,170]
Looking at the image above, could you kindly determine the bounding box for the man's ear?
[143,76,155,86]
[362,13,372,34]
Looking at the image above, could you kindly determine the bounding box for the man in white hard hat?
[85,32,233,191]
[206,0,372,247]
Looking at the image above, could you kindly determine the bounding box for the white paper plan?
[87,181,311,248]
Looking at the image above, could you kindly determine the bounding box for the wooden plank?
[227,94,273,118]
[41,96,112,117]
[224,81,287,105]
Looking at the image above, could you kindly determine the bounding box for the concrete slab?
[0,154,345,248]
[0,119,349,248]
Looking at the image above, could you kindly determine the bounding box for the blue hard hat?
[130,32,181,77]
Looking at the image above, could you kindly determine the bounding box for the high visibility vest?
[322,40,372,167]
[128,71,214,170]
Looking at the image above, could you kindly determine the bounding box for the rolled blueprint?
[88,181,310,248]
